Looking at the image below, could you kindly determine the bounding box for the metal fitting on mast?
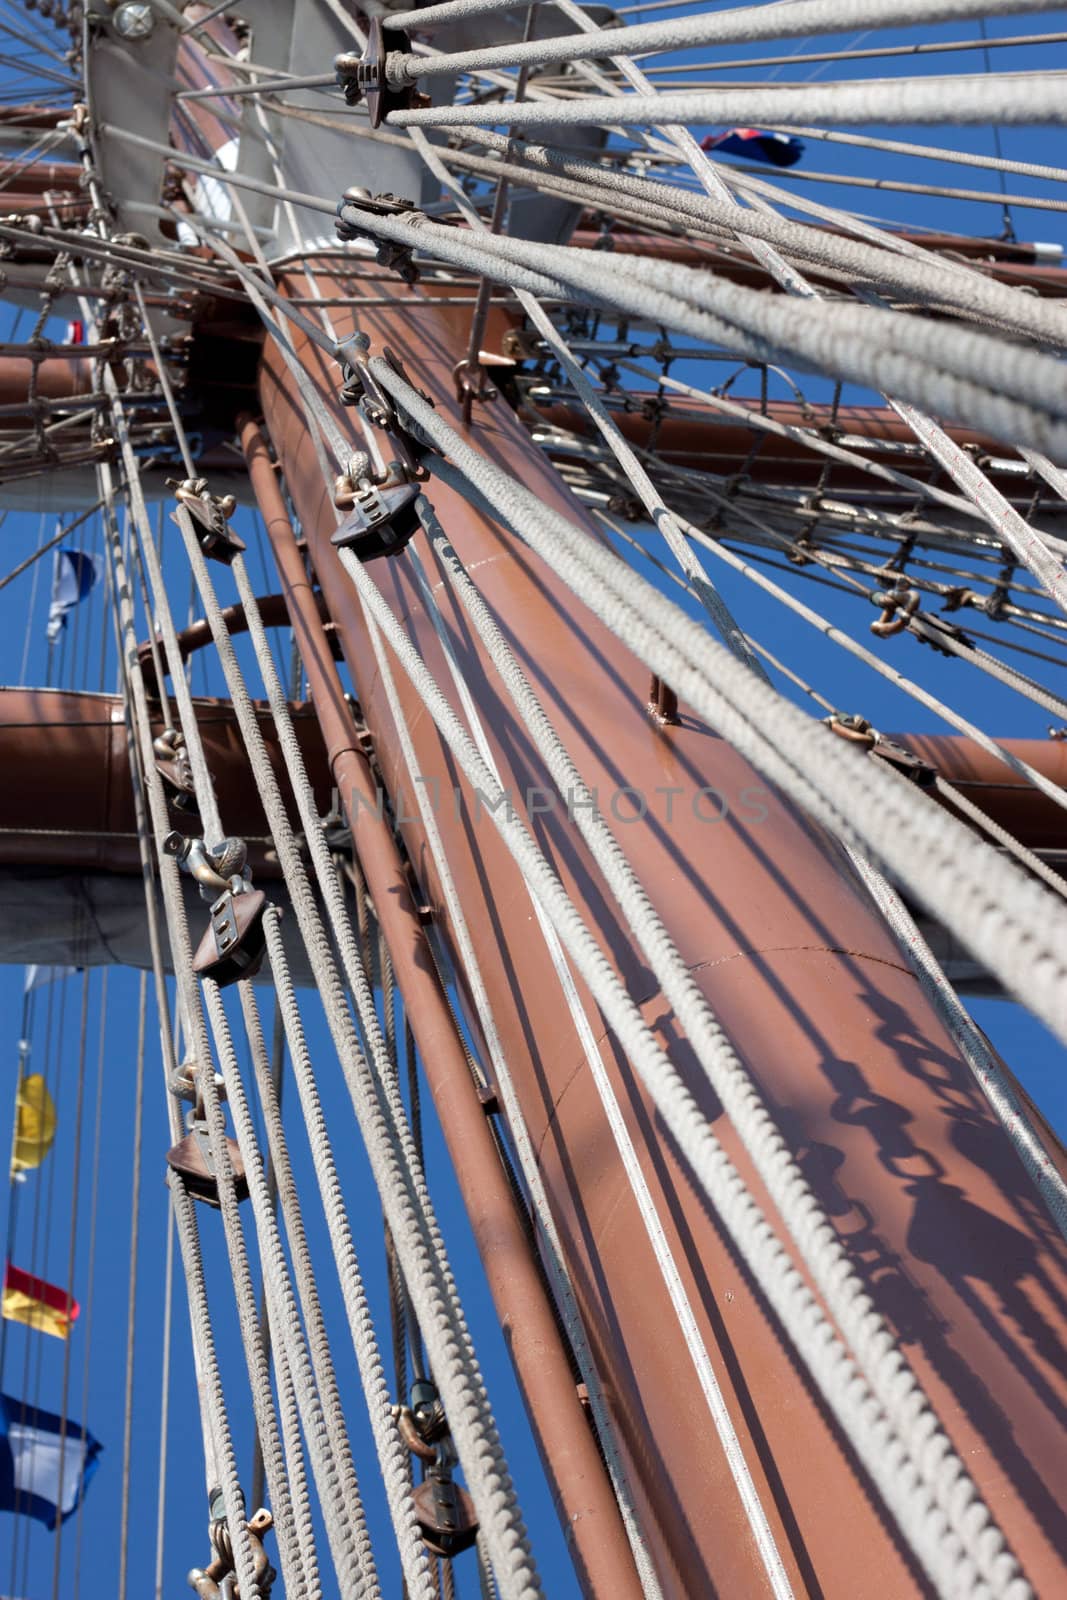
[329,336,433,561]
[336,187,424,283]
[169,477,245,565]
[187,1487,275,1597]
[164,832,271,988]
[334,17,428,129]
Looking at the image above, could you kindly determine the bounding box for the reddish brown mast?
[253,261,1067,1598]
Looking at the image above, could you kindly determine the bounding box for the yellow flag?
[10,1075,57,1175]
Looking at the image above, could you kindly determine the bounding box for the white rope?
[81,78,317,1596]
[227,219,1036,1593]
[210,976,366,1596]
[408,537,790,1595]
[85,28,1067,1587]
[334,209,1067,461]
[388,0,1067,82]
[264,909,431,1598]
[238,981,379,1593]
[609,358,989,527]
[99,483,269,1597]
[103,585,267,1587]
[359,570,663,1596]
[106,470,310,1587]
[172,515,543,1599]
[371,363,1067,1046]
[191,970,310,1595]
[392,78,1067,128]
[233,555,541,1597]
[415,502,1059,1587]
[338,531,1031,1600]
[432,126,1067,348]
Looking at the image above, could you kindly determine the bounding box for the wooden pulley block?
[166,1127,249,1209]
[412,1473,478,1560]
[193,888,268,988]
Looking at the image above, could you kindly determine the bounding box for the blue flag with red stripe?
[701,128,805,168]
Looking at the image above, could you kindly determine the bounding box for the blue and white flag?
[46,549,100,644]
[0,1392,101,1529]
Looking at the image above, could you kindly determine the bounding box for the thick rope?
[334,209,1067,462]
[238,982,379,1595]
[100,471,267,1599]
[194,981,309,1596]
[265,910,429,1598]
[390,0,1067,83]
[434,126,1067,348]
[339,533,1031,1600]
[407,541,795,1596]
[360,564,663,1595]
[172,518,542,1599]
[392,76,1067,128]
[209,975,365,1597]
[373,364,1067,1045]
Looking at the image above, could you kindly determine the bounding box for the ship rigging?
[0,2,1066,1597]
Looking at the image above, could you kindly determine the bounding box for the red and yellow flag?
[1,1263,79,1340]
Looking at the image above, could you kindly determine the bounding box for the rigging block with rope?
[334,17,429,128]
[396,1380,480,1559]
[336,186,426,282]
[188,1491,275,1598]
[331,338,432,559]
[165,833,271,987]
[166,1050,250,1210]
[169,478,245,565]
[166,1117,250,1210]
[331,457,422,562]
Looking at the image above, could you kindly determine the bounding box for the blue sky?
[0,7,1066,1597]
